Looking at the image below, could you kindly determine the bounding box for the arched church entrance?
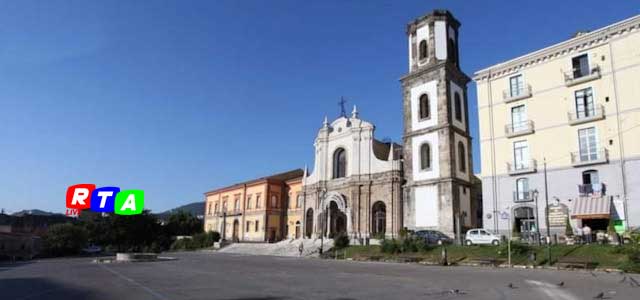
[328,201,347,237]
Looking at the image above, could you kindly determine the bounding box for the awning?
[571,196,611,219]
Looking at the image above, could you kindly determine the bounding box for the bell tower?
[401,10,473,238]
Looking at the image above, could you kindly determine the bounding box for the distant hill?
[11,209,64,217]
[156,201,204,220]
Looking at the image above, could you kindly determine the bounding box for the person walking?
[298,242,304,257]
[583,225,592,244]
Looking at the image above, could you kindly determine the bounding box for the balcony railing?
[568,104,605,125]
[578,183,606,196]
[513,190,535,203]
[564,64,601,86]
[571,148,609,167]
[505,120,535,138]
[507,159,537,175]
[503,85,532,103]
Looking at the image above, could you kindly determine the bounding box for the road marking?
[98,264,170,300]
[526,280,579,300]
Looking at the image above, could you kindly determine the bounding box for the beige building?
[475,15,640,236]
[203,170,303,242]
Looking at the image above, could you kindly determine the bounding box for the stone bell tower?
[401,10,473,238]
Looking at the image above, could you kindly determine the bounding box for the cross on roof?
[338,96,347,117]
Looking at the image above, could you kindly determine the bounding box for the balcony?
[578,183,606,197]
[568,105,605,125]
[571,149,609,167]
[505,120,535,138]
[507,159,537,175]
[564,64,601,87]
[513,190,535,203]
[503,85,532,103]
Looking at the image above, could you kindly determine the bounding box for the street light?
[532,189,541,245]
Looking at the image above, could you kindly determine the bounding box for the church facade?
[203,10,479,242]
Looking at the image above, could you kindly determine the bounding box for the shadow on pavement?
[0,261,35,273]
[0,277,98,300]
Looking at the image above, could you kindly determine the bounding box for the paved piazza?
[1,252,638,299]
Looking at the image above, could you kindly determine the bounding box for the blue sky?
[1,0,638,214]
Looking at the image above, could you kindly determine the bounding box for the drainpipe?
[607,38,629,228]
[487,70,499,233]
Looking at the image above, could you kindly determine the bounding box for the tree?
[165,211,203,236]
[42,223,88,257]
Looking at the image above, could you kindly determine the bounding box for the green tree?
[42,223,88,257]
[165,211,203,236]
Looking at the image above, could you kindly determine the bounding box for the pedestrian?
[298,242,304,257]
[583,225,592,244]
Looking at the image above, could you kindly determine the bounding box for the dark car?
[413,230,453,245]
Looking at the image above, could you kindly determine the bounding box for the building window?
[572,54,589,79]
[578,127,598,161]
[214,203,219,213]
[207,202,212,215]
[372,201,386,236]
[513,140,530,170]
[256,194,261,208]
[509,74,524,97]
[270,195,278,208]
[575,87,595,119]
[454,92,462,122]
[458,141,466,172]
[246,221,251,232]
[511,105,526,132]
[419,143,431,170]
[234,197,240,210]
[516,178,530,201]
[296,194,302,208]
[222,199,228,211]
[255,221,259,232]
[419,94,430,120]
[246,195,252,209]
[333,148,347,178]
[580,169,603,195]
[419,40,427,60]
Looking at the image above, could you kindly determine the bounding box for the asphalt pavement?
[1,251,638,299]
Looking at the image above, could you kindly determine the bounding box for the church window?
[372,201,386,236]
[454,92,462,122]
[420,143,431,170]
[448,39,457,65]
[458,141,466,172]
[296,194,302,208]
[419,40,427,60]
[333,148,347,178]
[419,94,430,120]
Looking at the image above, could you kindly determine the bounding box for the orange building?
[203,169,303,242]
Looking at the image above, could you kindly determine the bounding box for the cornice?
[473,14,640,82]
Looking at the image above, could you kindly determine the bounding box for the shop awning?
[571,196,611,219]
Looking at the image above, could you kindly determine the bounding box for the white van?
[465,229,501,246]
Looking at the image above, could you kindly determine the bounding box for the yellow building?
[203,169,303,242]
[474,15,640,236]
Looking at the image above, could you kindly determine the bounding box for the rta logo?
[65,184,144,217]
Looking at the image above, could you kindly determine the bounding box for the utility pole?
[544,158,551,265]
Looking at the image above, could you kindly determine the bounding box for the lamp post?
[543,158,551,265]
[532,189,541,245]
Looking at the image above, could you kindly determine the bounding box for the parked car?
[414,230,453,245]
[465,229,500,246]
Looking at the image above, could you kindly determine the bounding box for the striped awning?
[571,196,611,219]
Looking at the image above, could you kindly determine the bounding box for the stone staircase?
[217,238,334,257]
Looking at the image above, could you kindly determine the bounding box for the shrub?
[381,239,400,254]
[334,233,350,249]
[169,231,221,251]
